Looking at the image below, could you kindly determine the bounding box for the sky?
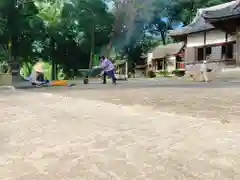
[106,1,114,10]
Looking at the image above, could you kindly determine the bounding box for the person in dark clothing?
[99,56,116,84]
[132,62,136,78]
[102,69,116,84]
[36,72,44,82]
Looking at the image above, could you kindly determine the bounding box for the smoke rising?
[107,0,157,53]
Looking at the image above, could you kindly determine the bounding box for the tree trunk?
[189,0,195,23]
[7,36,12,73]
[105,6,123,57]
[160,31,166,45]
[89,25,95,69]
[11,56,22,83]
[51,59,56,80]
[50,38,57,80]
[105,40,113,58]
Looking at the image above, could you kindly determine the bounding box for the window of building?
[222,45,226,58]
[176,55,182,62]
[222,43,234,59]
[227,43,233,59]
[206,47,212,57]
[157,60,162,70]
[197,48,204,61]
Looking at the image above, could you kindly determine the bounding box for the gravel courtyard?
[1,79,240,179]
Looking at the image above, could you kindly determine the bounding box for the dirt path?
[57,87,240,123]
[0,90,240,179]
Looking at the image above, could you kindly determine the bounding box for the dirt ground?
[1,80,240,179]
[56,84,240,123]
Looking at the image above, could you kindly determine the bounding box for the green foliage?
[35,0,63,27]
[20,61,65,80]
[147,70,156,78]
[0,0,232,78]
[0,0,115,78]
[156,70,172,77]
[122,0,231,65]
[172,69,185,77]
[162,0,231,25]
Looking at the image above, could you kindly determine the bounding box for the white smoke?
[109,0,157,49]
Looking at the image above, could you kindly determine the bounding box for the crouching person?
[33,59,45,82]
[26,59,47,86]
[99,56,116,84]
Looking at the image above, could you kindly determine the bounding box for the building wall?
[187,32,204,47]
[236,26,240,66]
[185,29,237,62]
[228,34,236,42]
[185,47,196,63]
[187,29,230,47]
[206,30,226,45]
[211,46,222,60]
[147,53,153,65]
[166,56,176,72]
[185,29,238,75]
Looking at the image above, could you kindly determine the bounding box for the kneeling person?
[34,59,45,82]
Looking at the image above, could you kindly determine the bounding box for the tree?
[65,0,114,68]
[163,0,232,25]
[121,34,159,65]
[34,0,65,79]
[16,0,113,78]
[104,0,157,56]
[147,18,173,45]
[0,0,40,74]
[0,0,183,79]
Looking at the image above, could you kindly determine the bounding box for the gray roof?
[152,42,184,59]
[141,47,159,58]
[168,2,235,37]
[203,1,240,21]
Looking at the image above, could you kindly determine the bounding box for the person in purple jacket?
[99,56,116,84]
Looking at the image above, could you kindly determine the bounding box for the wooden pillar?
[203,47,206,61]
[203,32,206,60]
[175,56,177,70]
[163,60,165,71]
[152,60,155,71]
[151,59,155,71]
[155,60,158,71]
[125,61,128,79]
[236,26,240,66]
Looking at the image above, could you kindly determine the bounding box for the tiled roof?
[151,42,184,59]
[168,1,235,37]
[203,1,240,21]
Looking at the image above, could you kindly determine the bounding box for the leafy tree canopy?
[0,0,232,76]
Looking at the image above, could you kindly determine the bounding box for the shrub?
[172,70,185,77]
[147,70,156,78]
[156,70,171,77]
[161,70,170,76]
